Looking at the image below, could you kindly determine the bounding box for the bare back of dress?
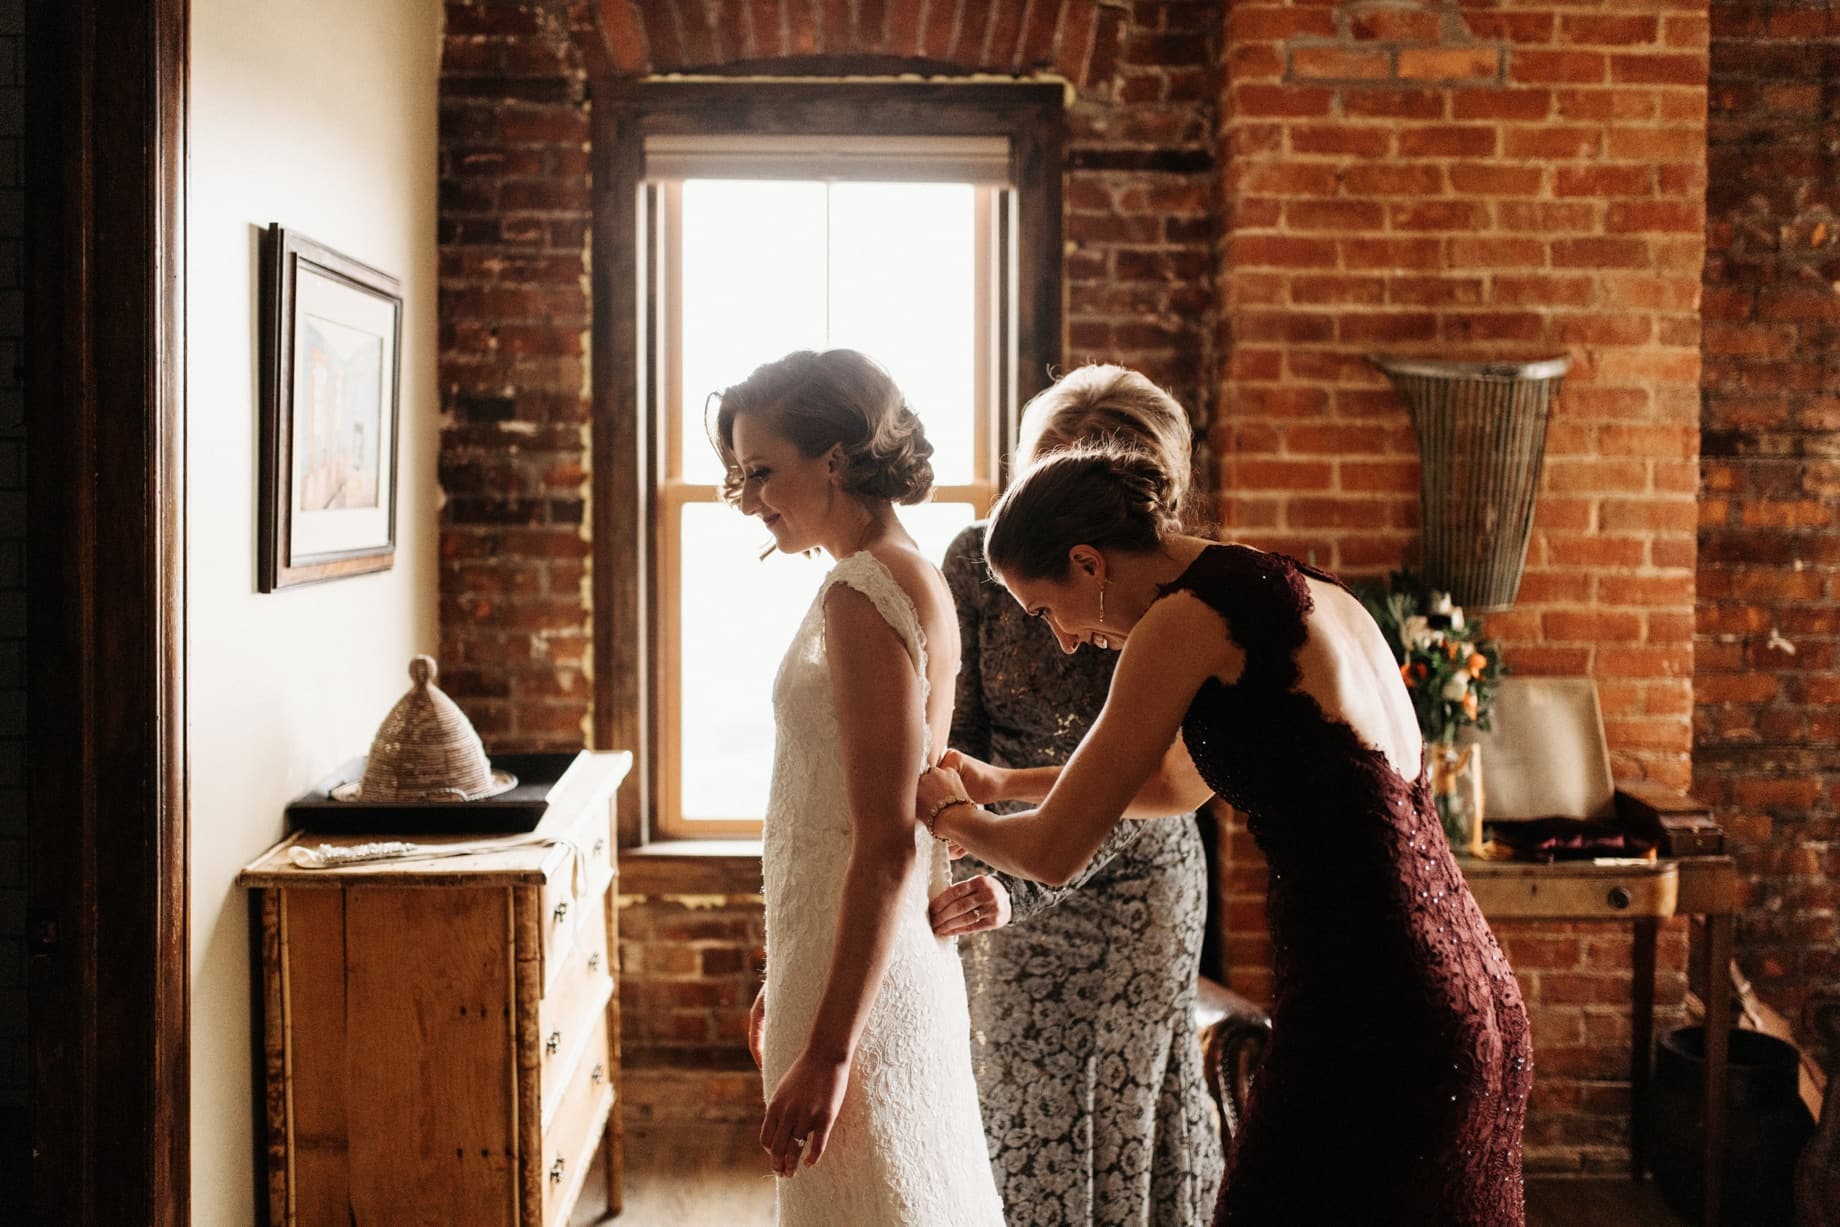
[760,550,1004,1226]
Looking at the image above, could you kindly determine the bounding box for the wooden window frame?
[590,80,1064,845]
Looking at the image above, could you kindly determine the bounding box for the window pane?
[901,501,978,569]
[677,500,826,821]
[679,180,829,484]
[828,183,978,485]
[676,500,977,822]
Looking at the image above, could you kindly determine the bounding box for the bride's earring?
[1099,582,1107,625]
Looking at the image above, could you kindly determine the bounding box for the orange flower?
[1400,661,1414,686]
[1463,692,1479,719]
[1446,640,1462,661]
[1467,652,1488,677]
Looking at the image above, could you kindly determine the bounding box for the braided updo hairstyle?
[984,444,1178,582]
[709,349,935,506]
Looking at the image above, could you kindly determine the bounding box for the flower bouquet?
[1358,571,1506,854]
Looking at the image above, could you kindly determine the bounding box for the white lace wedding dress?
[761,551,1005,1227]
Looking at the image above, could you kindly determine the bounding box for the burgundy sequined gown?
[1162,546,1531,1227]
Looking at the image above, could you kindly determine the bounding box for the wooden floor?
[586,1120,1689,1227]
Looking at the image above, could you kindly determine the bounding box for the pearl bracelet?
[924,793,972,835]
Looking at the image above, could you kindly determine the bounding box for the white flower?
[1449,607,1466,631]
[1428,592,1454,616]
[1441,675,1471,702]
[1401,616,1436,651]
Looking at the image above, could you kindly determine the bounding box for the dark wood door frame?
[27,1,191,1223]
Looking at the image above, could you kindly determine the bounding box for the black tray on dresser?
[286,750,587,834]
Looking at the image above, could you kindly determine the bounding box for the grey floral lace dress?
[945,526,1225,1227]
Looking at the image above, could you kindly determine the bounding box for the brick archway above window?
[590,0,1130,90]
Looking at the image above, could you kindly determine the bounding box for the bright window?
[651,171,1001,835]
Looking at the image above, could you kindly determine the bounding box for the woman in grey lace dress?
[929,366,1224,1227]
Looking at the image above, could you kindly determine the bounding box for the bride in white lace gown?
[712,350,1004,1227]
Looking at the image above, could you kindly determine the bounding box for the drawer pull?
[552,900,569,925]
[587,952,601,973]
[592,1063,605,1086]
[546,1030,562,1055]
[549,1155,566,1185]
[1607,886,1633,910]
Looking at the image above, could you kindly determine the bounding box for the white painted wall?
[187,0,439,1217]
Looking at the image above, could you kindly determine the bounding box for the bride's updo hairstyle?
[985,445,1175,582]
[710,348,935,506]
[1014,364,1195,534]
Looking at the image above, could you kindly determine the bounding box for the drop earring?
[1099,582,1108,624]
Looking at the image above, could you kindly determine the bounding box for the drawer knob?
[546,1030,562,1055]
[592,1063,605,1086]
[549,1155,566,1185]
[1607,886,1633,910]
[552,900,569,924]
[587,952,601,973]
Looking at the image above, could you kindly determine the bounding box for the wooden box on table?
[239,750,631,1227]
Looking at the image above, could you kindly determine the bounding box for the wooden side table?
[240,750,631,1227]
[1466,851,1739,1227]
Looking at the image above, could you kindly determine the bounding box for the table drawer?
[1467,861,1680,920]
[539,1008,615,1227]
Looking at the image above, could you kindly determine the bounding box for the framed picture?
[259,225,403,590]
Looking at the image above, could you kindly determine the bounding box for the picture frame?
[259,225,403,591]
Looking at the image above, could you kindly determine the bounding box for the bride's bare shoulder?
[863,543,953,623]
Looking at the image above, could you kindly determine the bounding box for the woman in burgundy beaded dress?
[916,446,1531,1226]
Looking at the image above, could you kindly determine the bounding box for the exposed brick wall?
[443,0,1731,1177]
[617,884,765,1122]
[1212,1,1708,1173]
[438,0,600,751]
[1698,0,1840,1041]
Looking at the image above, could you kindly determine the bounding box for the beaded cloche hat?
[331,654,517,802]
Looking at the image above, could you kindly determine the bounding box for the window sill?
[622,838,764,896]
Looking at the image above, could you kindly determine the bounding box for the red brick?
[1343,88,1446,120]
[1290,124,1393,157]
[1610,52,1707,87]
[1503,125,1604,159]
[1397,124,1499,158]
[1448,164,1544,196]
[1291,46,1391,81]
[1341,163,1445,196]
[1560,15,1661,46]
[1551,237,1650,269]
[1285,200,1387,231]
[1555,165,1654,197]
[1349,9,1441,42]
[1452,89,1554,121]
[1398,48,1502,82]
[1234,84,1335,118]
[1510,50,1609,85]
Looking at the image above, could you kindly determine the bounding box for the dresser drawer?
[540,854,614,992]
[539,1008,615,1227]
[538,887,614,1123]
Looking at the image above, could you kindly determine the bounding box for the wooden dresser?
[240,751,631,1227]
